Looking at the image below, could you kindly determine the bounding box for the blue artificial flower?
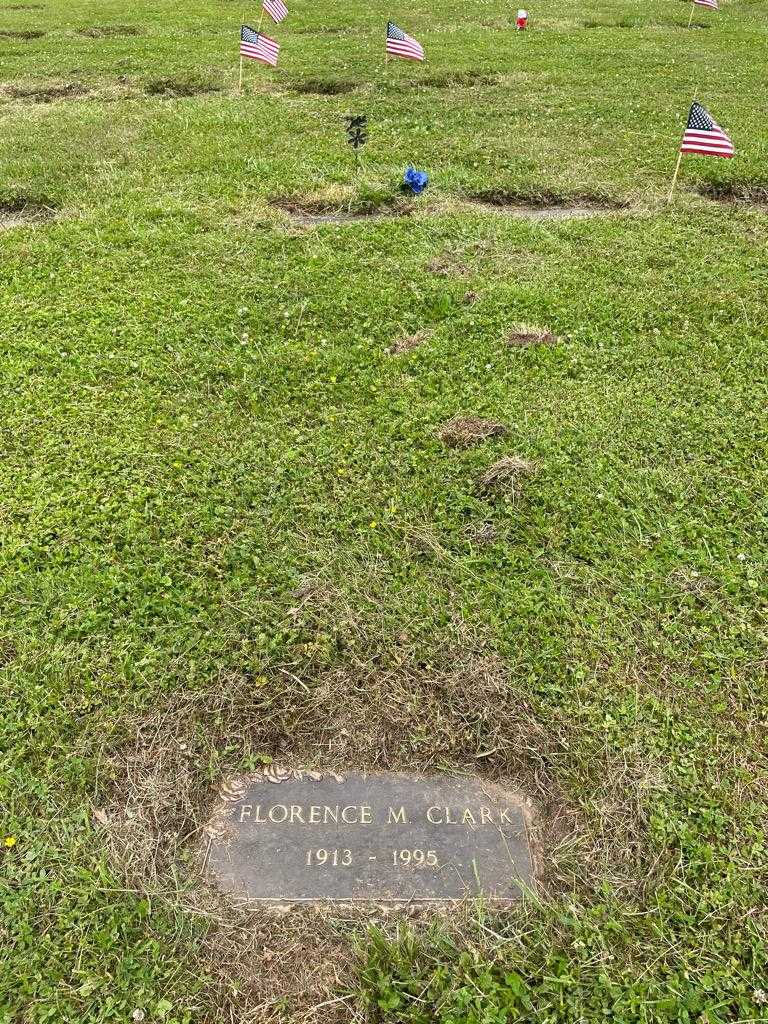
[403,166,429,195]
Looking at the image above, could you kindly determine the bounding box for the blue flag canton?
[687,102,716,132]
[387,21,406,41]
[241,24,260,44]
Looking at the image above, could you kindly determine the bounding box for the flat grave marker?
[204,769,534,903]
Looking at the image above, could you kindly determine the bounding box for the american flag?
[263,0,288,24]
[240,25,280,66]
[694,0,719,9]
[680,102,734,158]
[386,21,425,61]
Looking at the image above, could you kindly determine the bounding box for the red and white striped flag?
[694,0,719,9]
[240,24,280,67]
[263,0,288,24]
[680,101,734,158]
[386,21,425,61]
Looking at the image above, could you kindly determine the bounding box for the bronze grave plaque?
[204,769,534,903]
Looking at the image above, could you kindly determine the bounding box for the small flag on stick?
[668,99,734,202]
[241,25,280,67]
[680,101,734,158]
[263,0,288,24]
[386,21,425,61]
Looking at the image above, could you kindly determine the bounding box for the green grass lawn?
[1,0,767,1021]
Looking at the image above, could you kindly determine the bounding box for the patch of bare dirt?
[293,23,346,34]
[437,416,508,448]
[1,80,88,102]
[467,189,626,220]
[419,69,498,89]
[505,324,559,348]
[145,76,219,97]
[0,195,56,229]
[0,27,43,39]
[583,17,639,28]
[476,455,537,497]
[698,181,768,209]
[385,328,433,355]
[291,78,357,95]
[273,195,412,226]
[77,24,143,37]
[462,289,480,305]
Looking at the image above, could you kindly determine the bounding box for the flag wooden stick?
[667,150,684,204]
[668,89,698,204]
[238,13,244,93]
[687,2,695,28]
[257,4,265,32]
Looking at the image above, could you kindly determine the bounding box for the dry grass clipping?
[437,416,508,448]
[477,455,537,496]
[426,254,470,277]
[463,522,499,545]
[666,567,717,599]
[505,324,559,348]
[385,328,433,355]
